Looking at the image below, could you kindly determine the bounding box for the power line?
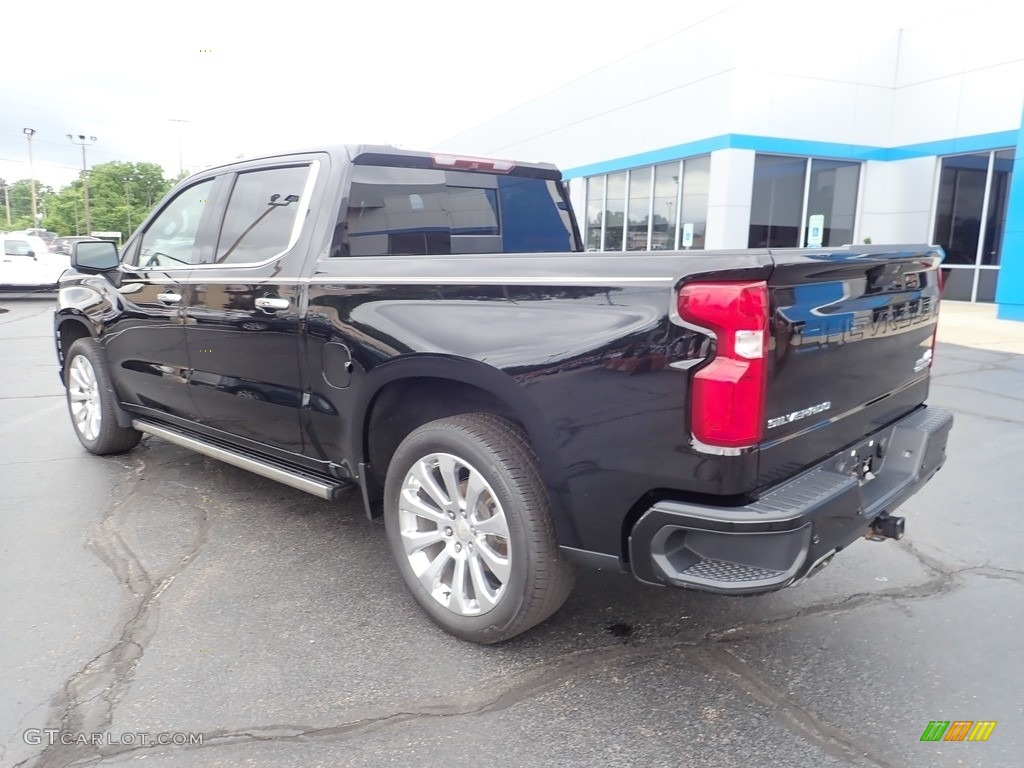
[0,156,82,171]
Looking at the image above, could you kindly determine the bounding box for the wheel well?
[364,377,521,504]
[57,319,92,370]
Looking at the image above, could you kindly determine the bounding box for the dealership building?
[436,1,1024,318]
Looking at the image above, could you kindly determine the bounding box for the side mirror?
[72,240,120,273]
[27,250,37,259]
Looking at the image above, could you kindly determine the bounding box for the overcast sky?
[0,0,742,191]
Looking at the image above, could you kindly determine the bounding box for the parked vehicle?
[2,236,70,290]
[53,145,952,642]
[51,236,101,256]
[8,228,59,245]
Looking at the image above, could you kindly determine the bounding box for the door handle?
[255,297,290,312]
[157,292,182,304]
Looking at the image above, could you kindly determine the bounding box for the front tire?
[64,338,142,455]
[384,414,574,643]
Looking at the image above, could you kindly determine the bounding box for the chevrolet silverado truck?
[54,145,952,643]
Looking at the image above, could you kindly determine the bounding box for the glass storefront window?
[680,155,710,250]
[604,171,627,252]
[983,149,1014,265]
[749,154,860,249]
[585,176,604,251]
[748,155,806,248]
[585,155,709,253]
[933,153,989,266]
[626,167,651,250]
[807,159,860,247]
[932,148,1013,302]
[652,162,680,250]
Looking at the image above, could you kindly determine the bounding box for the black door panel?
[182,160,322,454]
[186,282,306,451]
[103,273,197,419]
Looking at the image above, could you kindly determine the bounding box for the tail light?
[930,268,946,368]
[677,281,769,448]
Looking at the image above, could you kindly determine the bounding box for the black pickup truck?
[54,145,952,643]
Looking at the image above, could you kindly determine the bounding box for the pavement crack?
[21,454,212,768]
[62,643,653,762]
[697,646,897,768]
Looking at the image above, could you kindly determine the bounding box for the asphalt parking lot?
[1,295,1021,768]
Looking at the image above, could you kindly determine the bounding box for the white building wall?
[859,158,940,245]
[706,149,755,249]
[891,4,1024,145]
[437,0,1022,158]
[435,0,1023,264]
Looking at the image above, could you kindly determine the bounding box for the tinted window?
[627,167,651,250]
[338,165,575,256]
[749,155,805,248]
[584,176,604,251]
[603,171,626,252]
[138,179,215,267]
[806,159,860,247]
[214,165,311,264]
[679,155,710,250]
[652,162,679,250]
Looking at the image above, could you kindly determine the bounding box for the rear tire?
[384,413,575,643]
[64,338,142,455]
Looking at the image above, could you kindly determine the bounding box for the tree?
[43,162,174,237]
[2,179,52,231]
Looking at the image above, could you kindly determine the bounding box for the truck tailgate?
[757,245,943,488]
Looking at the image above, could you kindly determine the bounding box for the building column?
[995,105,1024,320]
[705,149,755,249]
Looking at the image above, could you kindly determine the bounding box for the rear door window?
[337,165,576,256]
[213,164,313,265]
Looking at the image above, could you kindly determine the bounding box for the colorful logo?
[920,721,996,742]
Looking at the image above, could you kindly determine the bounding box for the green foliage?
[40,162,174,237]
[1,179,53,231]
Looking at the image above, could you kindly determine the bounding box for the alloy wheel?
[68,355,102,442]
[397,452,511,616]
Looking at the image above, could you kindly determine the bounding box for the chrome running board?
[132,419,350,500]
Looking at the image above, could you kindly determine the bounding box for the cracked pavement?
[1,295,1021,767]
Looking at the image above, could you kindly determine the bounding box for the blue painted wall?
[994,107,1024,321]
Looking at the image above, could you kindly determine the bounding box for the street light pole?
[168,118,190,176]
[23,128,37,226]
[67,134,97,234]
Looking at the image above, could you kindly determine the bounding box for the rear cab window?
[333,160,579,257]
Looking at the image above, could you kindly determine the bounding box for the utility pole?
[0,178,10,228]
[68,134,97,234]
[124,174,134,234]
[23,129,37,226]
[168,118,190,176]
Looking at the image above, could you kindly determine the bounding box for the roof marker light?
[432,154,516,173]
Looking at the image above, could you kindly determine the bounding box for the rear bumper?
[628,406,953,593]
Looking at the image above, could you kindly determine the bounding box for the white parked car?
[1,236,71,290]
